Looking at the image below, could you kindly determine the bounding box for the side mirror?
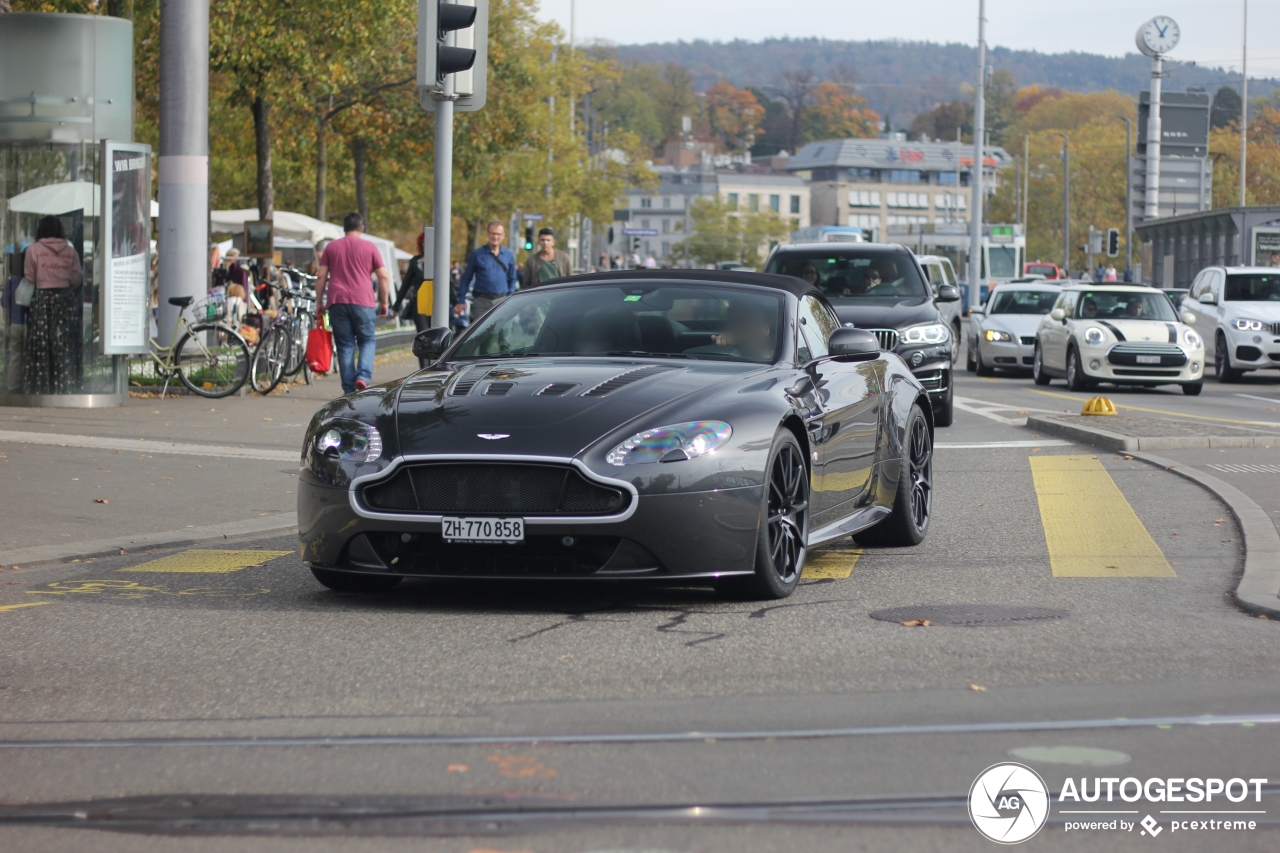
[412,327,452,362]
[828,328,880,361]
[970,306,985,316]
[935,284,961,302]
[1050,308,1066,322]
[1182,311,1197,326]
[1198,291,1217,305]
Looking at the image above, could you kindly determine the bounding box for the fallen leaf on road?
[1123,455,1133,460]
[901,619,931,627]
[1171,530,1178,536]
[263,418,273,421]
[118,550,127,555]
[1032,448,1041,452]
[93,499,109,504]
[112,449,118,454]
[970,684,987,692]
[1215,519,1226,523]
[99,467,110,472]
[447,764,469,773]
[1259,615,1270,620]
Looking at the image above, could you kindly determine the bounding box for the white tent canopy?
[211,209,404,285]
[8,181,159,217]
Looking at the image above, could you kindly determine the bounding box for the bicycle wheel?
[284,309,313,378]
[250,325,292,395]
[175,323,250,398]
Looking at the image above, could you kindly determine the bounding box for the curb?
[1128,453,1280,619]
[1026,415,1276,452]
[0,513,298,572]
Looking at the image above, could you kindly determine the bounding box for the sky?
[537,0,1280,79]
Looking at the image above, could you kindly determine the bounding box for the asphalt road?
[1,350,1277,852]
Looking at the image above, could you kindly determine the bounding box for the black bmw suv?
[765,243,958,426]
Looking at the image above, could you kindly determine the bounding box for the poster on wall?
[1253,228,1280,268]
[101,140,152,354]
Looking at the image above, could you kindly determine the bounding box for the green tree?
[674,197,790,269]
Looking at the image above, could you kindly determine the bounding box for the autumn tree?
[704,83,764,152]
[1210,107,1280,208]
[800,81,880,143]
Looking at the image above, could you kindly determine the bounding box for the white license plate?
[442,517,524,543]
[1135,355,1161,364]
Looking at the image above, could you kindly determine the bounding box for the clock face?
[1139,16,1180,55]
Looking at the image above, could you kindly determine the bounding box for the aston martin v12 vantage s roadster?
[298,270,935,599]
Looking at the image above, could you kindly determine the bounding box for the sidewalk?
[0,348,419,563]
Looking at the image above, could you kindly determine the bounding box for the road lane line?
[0,430,298,461]
[802,545,861,579]
[953,397,1027,425]
[0,602,52,613]
[119,549,293,573]
[1029,455,1175,578]
[1235,393,1280,404]
[937,440,1073,449]
[1025,390,1280,429]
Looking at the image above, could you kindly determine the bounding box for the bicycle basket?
[190,294,228,323]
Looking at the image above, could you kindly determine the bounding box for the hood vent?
[449,366,489,396]
[484,381,515,396]
[536,382,578,397]
[582,365,676,398]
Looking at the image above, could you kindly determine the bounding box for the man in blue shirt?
[453,220,518,321]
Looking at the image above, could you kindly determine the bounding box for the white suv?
[1182,266,1280,382]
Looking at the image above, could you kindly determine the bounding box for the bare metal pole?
[1116,116,1132,272]
[1143,55,1163,220]
[431,21,456,328]
[1056,132,1069,273]
[967,0,986,311]
[1240,0,1248,207]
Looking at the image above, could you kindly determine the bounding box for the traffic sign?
[522,213,544,221]
[622,228,658,237]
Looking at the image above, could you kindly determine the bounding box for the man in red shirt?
[315,213,390,393]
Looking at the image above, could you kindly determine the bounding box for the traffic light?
[523,225,534,252]
[1107,228,1120,256]
[606,226,614,245]
[418,0,488,111]
[631,236,641,253]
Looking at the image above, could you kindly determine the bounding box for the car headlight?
[901,323,950,345]
[606,421,732,466]
[1232,318,1264,332]
[983,329,1013,342]
[311,418,382,464]
[1184,329,1203,350]
[1083,326,1107,347]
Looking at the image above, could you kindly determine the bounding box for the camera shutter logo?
[969,762,1050,844]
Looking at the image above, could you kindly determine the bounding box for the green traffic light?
[524,241,534,251]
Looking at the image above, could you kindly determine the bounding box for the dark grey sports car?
[298,270,935,600]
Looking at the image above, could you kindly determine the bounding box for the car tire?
[717,430,809,600]
[310,566,403,593]
[975,346,994,377]
[1065,345,1090,392]
[965,340,977,373]
[951,321,962,366]
[933,379,954,427]
[855,403,932,548]
[1032,344,1051,386]
[1182,382,1203,396]
[1215,333,1243,383]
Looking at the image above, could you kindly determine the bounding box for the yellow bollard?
[1081,396,1118,416]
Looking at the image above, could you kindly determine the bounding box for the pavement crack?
[653,609,729,647]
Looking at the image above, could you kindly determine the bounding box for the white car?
[1181,266,1280,383]
[1032,284,1205,395]
[917,254,963,365]
[966,283,1062,375]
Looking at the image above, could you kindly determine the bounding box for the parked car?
[916,254,963,366]
[298,269,937,601]
[1181,267,1280,383]
[1032,284,1204,394]
[1025,261,1065,280]
[765,243,959,426]
[967,282,1063,375]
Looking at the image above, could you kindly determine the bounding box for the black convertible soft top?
[537,268,819,300]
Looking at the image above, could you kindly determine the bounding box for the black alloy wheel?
[1215,333,1243,383]
[310,566,403,593]
[1032,344,1051,385]
[951,321,962,366]
[718,431,809,600]
[856,403,932,547]
[966,340,977,373]
[1065,345,1091,392]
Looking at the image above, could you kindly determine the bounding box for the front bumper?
[978,337,1036,369]
[1225,327,1280,370]
[1079,343,1204,385]
[897,348,951,402]
[298,471,762,580]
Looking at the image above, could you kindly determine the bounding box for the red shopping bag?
[306,316,334,374]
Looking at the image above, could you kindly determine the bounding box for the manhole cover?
[869,604,1071,627]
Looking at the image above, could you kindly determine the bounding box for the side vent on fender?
[536,382,578,396]
[581,365,676,398]
[484,381,515,396]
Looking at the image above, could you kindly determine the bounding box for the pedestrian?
[643,252,658,269]
[23,216,83,394]
[315,212,391,394]
[1104,264,1117,282]
[521,227,572,290]
[1122,267,1134,283]
[392,230,433,367]
[454,220,517,322]
[1094,262,1105,283]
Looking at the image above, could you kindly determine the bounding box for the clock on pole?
[1136,16,1180,57]
[1134,16,1179,223]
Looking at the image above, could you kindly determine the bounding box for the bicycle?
[249,276,317,394]
[147,295,251,398]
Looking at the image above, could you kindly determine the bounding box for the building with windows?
[613,166,810,266]
[785,136,1012,240]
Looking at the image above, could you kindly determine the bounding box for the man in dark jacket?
[521,227,572,289]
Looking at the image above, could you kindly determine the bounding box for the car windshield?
[764,250,929,299]
[451,284,785,364]
[1076,290,1178,321]
[1225,273,1280,301]
[989,289,1059,314]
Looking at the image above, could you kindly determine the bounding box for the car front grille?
[362,532,625,576]
[1020,336,1036,346]
[1268,322,1280,336]
[1105,342,1188,368]
[360,463,628,516]
[864,328,899,351]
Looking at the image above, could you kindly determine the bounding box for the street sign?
[522,213,544,221]
[622,228,658,237]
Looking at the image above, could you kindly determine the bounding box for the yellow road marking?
[1029,455,1175,578]
[120,549,292,573]
[803,543,862,579]
[0,602,52,613]
[977,376,1003,382]
[1027,389,1280,429]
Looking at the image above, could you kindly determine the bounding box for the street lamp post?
[1240,0,1248,207]
[968,0,986,311]
[1055,132,1069,275]
[1115,116,1133,276]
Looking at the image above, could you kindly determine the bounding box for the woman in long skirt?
[23,216,83,394]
